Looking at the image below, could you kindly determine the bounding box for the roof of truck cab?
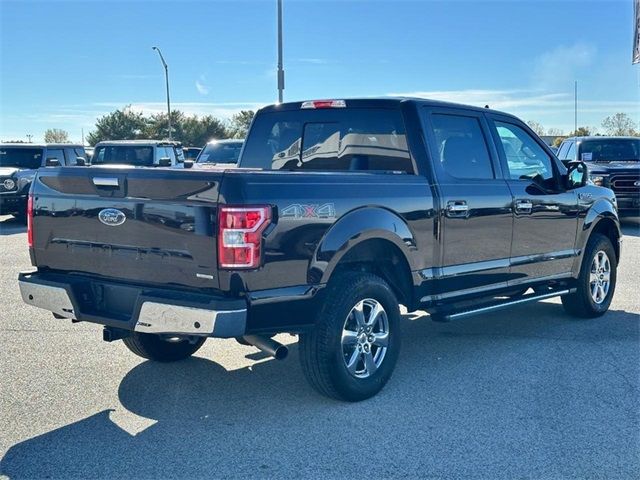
[94,140,182,146]
[562,136,640,142]
[0,143,84,148]
[257,97,518,118]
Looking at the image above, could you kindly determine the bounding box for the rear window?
[0,148,43,169]
[93,146,154,166]
[198,142,243,164]
[579,139,640,162]
[240,108,413,173]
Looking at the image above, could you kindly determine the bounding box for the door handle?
[92,177,119,187]
[446,201,469,218]
[515,199,533,214]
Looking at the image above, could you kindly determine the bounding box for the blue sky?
[1,0,638,142]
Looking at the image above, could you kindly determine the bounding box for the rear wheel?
[562,233,617,318]
[123,332,206,362]
[299,272,401,402]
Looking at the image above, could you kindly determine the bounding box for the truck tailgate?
[31,167,223,289]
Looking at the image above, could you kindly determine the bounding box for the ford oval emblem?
[635,181,640,187]
[98,208,126,226]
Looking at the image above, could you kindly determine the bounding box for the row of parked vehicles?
[7,97,640,401]
[0,138,245,220]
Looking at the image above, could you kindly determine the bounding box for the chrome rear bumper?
[18,271,247,338]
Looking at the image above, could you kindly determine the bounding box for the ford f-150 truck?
[19,98,621,401]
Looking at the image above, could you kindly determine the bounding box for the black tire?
[562,233,617,318]
[123,332,206,362]
[299,272,401,402]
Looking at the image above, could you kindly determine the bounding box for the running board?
[436,288,575,322]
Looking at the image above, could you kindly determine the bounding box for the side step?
[433,288,575,322]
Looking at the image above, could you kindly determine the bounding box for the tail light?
[27,194,34,248]
[218,206,271,269]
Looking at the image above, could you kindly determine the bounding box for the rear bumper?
[18,271,247,338]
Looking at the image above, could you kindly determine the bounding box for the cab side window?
[46,149,65,166]
[557,141,570,160]
[566,141,576,161]
[493,121,555,184]
[430,113,494,179]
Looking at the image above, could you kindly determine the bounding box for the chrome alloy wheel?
[341,298,390,378]
[590,250,611,305]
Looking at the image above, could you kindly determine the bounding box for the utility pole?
[277,0,285,103]
[81,128,85,146]
[152,46,172,140]
[26,134,32,143]
[574,80,578,134]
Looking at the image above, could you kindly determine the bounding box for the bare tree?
[526,120,546,136]
[601,113,638,136]
[546,128,564,136]
[44,128,70,143]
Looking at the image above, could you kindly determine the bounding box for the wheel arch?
[309,207,417,309]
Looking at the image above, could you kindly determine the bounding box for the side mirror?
[158,157,172,167]
[183,160,194,169]
[566,160,588,189]
[75,157,86,166]
[46,157,60,167]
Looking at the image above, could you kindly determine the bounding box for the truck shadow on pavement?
[1,304,639,479]
[0,216,26,235]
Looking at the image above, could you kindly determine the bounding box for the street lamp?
[277,0,284,103]
[152,46,172,140]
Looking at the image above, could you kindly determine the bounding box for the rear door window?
[429,113,495,179]
[241,108,413,173]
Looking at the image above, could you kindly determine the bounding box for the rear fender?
[310,207,417,284]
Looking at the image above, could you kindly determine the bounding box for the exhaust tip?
[273,345,288,361]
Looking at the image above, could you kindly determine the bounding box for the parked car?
[556,136,640,216]
[182,147,202,162]
[195,139,244,167]
[91,140,186,168]
[19,98,621,401]
[0,142,86,220]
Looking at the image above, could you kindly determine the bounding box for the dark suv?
[0,143,86,220]
[556,136,640,216]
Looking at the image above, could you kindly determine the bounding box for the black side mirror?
[158,157,172,167]
[46,157,60,167]
[183,160,194,169]
[75,157,86,166]
[566,160,588,189]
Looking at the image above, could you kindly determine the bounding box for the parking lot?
[0,215,638,479]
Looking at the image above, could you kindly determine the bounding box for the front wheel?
[562,233,617,318]
[299,272,401,402]
[123,332,206,362]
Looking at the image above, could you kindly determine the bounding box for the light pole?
[152,46,172,140]
[277,0,284,103]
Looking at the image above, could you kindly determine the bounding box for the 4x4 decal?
[281,203,336,219]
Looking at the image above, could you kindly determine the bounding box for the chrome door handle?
[515,200,533,214]
[446,201,469,218]
[92,177,119,187]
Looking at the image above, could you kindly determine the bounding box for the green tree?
[526,120,545,136]
[86,107,147,146]
[143,110,186,141]
[567,126,592,137]
[180,115,228,146]
[44,128,70,143]
[227,110,255,139]
[601,113,638,136]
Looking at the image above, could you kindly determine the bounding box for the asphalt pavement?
[0,215,638,479]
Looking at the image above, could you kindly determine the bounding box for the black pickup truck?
[19,98,621,401]
[556,136,640,216]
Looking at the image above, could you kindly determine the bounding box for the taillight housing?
[27,194,34,248]
[218,206,272,269]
